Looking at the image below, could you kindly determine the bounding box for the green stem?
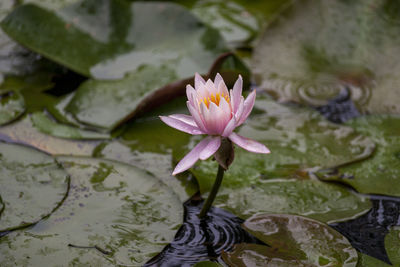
[198,164,225,218]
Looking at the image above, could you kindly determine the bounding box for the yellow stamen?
[199,92,230,108]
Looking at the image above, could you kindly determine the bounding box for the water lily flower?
[160,73,270,175]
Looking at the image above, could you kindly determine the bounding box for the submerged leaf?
[0,142,69,232]
[0,157,183,266]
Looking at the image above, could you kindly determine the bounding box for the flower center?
[199,92,230,108]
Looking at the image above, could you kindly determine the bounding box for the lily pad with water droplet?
[187,94,374,194]
[222,214,358,267]
[318,115,400,197]
[252,0,400,115]
[0,90,24,125]
[0,156,183,266]
[0,142,69,232]
[214,178,370,224]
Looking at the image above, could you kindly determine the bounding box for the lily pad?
[65,65,179,130]
[0,156,183,266]
[252,0,400,115]
[222,214,358,267]
[0,90,24,125]
[31,112,109,139]
[1,0,227,80]
[317,115,400,197]
[213,178,370,224]
[188,94,374,194]
[187,0,260,47]
[385,227,400,266]
[0,142,69,232]
[357,253,392,267]
[0,116,99,156]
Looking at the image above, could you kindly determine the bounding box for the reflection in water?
[330,195,400,264]
[144,197,263,267]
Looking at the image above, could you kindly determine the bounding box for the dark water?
[144,197,263,267]
[330,194,400,265]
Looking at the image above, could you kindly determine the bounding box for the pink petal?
[160,115,204,135]
[229,132,270,154]
[195,72,205,89]
[205,79,217,95]
[217,77,229,97]
[203,102,219,134]
[214,73,223,88]
[204,101,231,135]
[230,75,243,113]
[218,97,233,127]
[172,136,214,175]
[169,114,197,126]
[222,116,236,137]
[187,101,207,133]
[199,136,221,160]
[186,84,196,106]
[234,96,244,121]
[237,90,256,126]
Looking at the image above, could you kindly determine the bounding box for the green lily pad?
[188,94,374,194]
[318,115,400,197]
[356,253,392,267]
[65,65,179,130]
[0,90,24,125]
[213,178,370,224]
[0,142,69,232]
[188,0,259,47]
[31,112,109,140]
[0,116,99,156]
[252,0,400,114]
[0,156,183,266]
[385,227,400,266]
[222,214,358,267]
[169,0,293,47]
[1,0,227,80]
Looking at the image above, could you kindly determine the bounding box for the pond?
[0,0,400,266]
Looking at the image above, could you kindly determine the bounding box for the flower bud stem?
[198,164,225,218]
